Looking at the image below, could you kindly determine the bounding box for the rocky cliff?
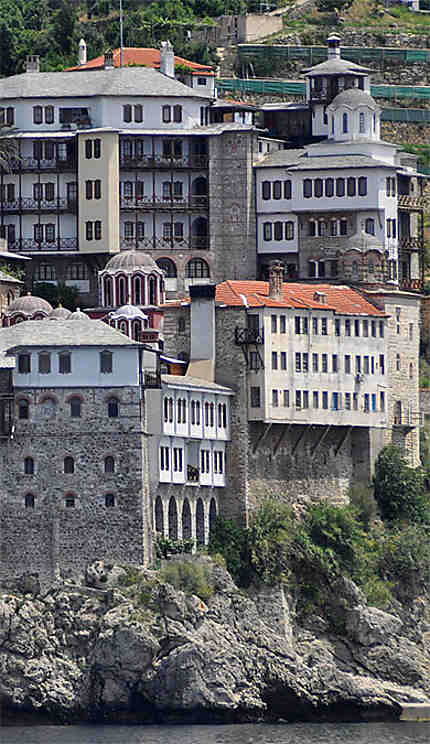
[1,559,430,724]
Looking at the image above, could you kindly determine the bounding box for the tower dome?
[104,251,161,274]
[327,87,381,142]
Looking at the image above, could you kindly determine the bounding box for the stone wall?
[0,385,149,585]
[381,121,430,146]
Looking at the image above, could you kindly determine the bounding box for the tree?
[373,445,428,524]
[33,281,80,311]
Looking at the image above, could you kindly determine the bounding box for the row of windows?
[249,386,386,412]
[23,455,116,475]
[261,180,292,200]
[291,315,384,338]
[24,493,116,508]
[122,221,185,241]
[163,397,227,428]
[34,262,88,282]
[18,350,113,375]
[160,446,224,475]
[162,105,183,124]
[18,396,120,420]
[270,352,385,375]
[120,180,200,199]
[303,177,368,199]
[308,217,348,237]
[33,105,54,125]
[0,106,14,126]
[32,142,70,161]
[123,104,143,123]
[262,221,295,241]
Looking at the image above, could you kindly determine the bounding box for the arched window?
[119,320,128,334]
[107,397,119,418]
[209,498,217,535]
[64,456,75,474]
[18,399,29,420]
[156,258,177,278]
[40,397,56,418]
[196,498,205,546]
[132,320,141,340]
[104,456,115,474]
[134,275,143,305]
[314,178,323,198]
[155,495,164,534]
[409,362,413,379]
[149,276,157,305]
[191,216,208,249]
[342,112,348,133]
[104,277,113,306]
[368,260,374,274]
[187,258,210,279]
[285,221,294,240]
[65,493,75,508]
[70,396,81,418]
[308,220,316,237]
[352,261,358,275]
[182,499,192,541]
[192,176,208,197]
[359,112,365,134]
[318,220,327,237]
[25,493,35,508]
[24,456,34,475]
[365,218,375,235]
[168,496,178,540]
[105,493,115,508]
[118,276,127,306]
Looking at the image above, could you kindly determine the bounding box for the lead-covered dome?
[68,308,91,320]
[6,292,53,315]
[331,88,379,111]
[48,305,72,320]
[104,251,160,273]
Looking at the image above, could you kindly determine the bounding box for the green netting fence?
[238,44,430,66]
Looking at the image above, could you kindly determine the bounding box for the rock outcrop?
[1,559,430,724]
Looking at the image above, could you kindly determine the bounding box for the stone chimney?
[327,33,341,60]
[26,55,40,73]
[104,49,114,70]
[160,40,175,79]
[187,284,216,382]
[78,38,87,67]
[268,261,284,302]
[314,291,327,305]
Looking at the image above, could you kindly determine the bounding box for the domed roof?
[110,304,148,321]
[6,292,53,315]
[104,250,160,273]
[48,305,72,320]
[68,308,91,320]
[330,88,379,111]
[348,231,383,252]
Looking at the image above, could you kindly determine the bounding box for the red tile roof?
[67,48,214,75]
[162,282,386,316]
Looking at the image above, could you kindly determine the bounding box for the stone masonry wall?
[0,386,149,586]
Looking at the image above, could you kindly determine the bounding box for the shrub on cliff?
[373,445,428,524]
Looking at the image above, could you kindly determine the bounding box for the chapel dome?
[48,305,72,320]
[6,292,53,315]
[348,231,383,251]
[68,308,91,320]
[110,304,148,321]
[330,88,379,111]
[104,251,160,273]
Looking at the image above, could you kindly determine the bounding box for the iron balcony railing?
[143,371,161,388]
[398,278,423,291]
[119,195,208,210]
[120,154,209,170]
[399,236,423,251]
[8,238,78,252]
[120,236,209,251]
[10,157,76,172]
[0,198,77,213]
[235,327,264,345]
[398,194,428,209]
[393,409,423,427]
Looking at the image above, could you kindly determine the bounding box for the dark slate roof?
[330,88,379,110]
[255,149,395,170]
[0,67,212,100]
[303,58,371,76]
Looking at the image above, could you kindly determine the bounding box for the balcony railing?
[399,278,423,292]
[398,194,427,209]
[187,464,199,483]
[11,157,76,172]
[235,327,264,345]
[143,371,161,388]
[120,154,209,170]
[120,236,209,251]
[399,236,423,251]
[120,195,208,211]
[8,238,78,252]
[1,198,77,213]
[393,410,423,428]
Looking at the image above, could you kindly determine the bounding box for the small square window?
[100,351,113,374]
[105,493,116,507]
[18,353,31,374]
[38,353,51,374]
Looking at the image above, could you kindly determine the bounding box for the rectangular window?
[295,390,302,409]
[45,224,55,242]
[302,317,309,335]
[321,318,327,336]
[332,392,339,411]
[379,321,384,338]
[313,391,319,409]
[303,391,309,409]
[371,356,375,374]
[354,319,360,336]
[123,104,132,123]
[173,105,182,123]
[380,391,385,412]
[322,391,328,410]
[18,353,31,374]
[372,393,377,412]
[312,317,318,335]
[59,353,71,374]
[134,104,143,122]
[6,107,14,126]
[173,447,183,472]
[332,354,338,373]
[355,356,361,374]
[281,352,287,370]
[272,351,278,370]
[322,354,328,373]
[45,182,55,201]
[303,353,309,373]
[283,389,289,407]
[33,106,43,124]
[100,351,113,374]
[295,317,301,335]
[280,315,286,333]
[379,354,385,375]
[250,386,261,407]
[86,221,93,240]
[34,224,43,242]
[312,353,318,373]
[409,323,413,340]
[345,355,351,374]
[345,392,351,410]
[353,393,358,411]
[271,315,277,333]
[295,352,301,373]
[86,180,93,199]
[38,353,51,374]
[262,181,271,200]
[364,394,370,412]
[94,180,101,199]
[335,319,341,336]
[272,389,279,407]
[284,180,292,199]
[345,319,351,336]
[371,320,377,337]
[94,139,101,158]
[363,319,369,337]
[303,179,312,198]
[162,105,171,123]
[363,356,369,375]
[85,139,92,159]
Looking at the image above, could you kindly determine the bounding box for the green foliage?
[361,575,394,609]
[379,525,430,597]
[33,281,80,311]
[0,262,25,281]
[349,483,379,530]
[209,515,250,586]
[155,535,194,559]
[160,559,214,602]
[373,445,429,524]
[247,500,294,585]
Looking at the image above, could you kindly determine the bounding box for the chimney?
[78,38,87,66]
[314,291,327,304]
[26,55,40,73]
[327,33,341,60]
[269,260,284,302]
[104,49,114,70]
[160,40,175,79]
[187,284,216,382]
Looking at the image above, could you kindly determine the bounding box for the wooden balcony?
[398,278,423,292]
[1,198,77,214]
[120,154,208,170]
[11,157,76,173]
[398,194,427,210]
[120,195,208,211]
[120,236,209,251]
[8,238,78,252]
